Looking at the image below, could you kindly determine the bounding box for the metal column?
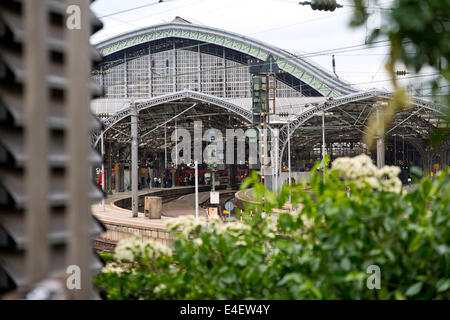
[124,51,128,98]
[195,160,199,219]
[100,131,105,211]
[322,112,326,183]
[273,128,280,191]
[164,124,167,168]
[197,44,201,92]
[288,123,291,186]
[223,47,226,97]
[107,141,112,194]
[148,44,152,97]
[377,137,385,168]
[376,108,385,168]
[173,41,177,92]
[175,118,178,167]
[131,102,138,217]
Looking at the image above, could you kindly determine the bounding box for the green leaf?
[394,290,406,300]
[437,279,450,293]
[341,258,351,271]
[405,282,423,296]
[421,179,432,197]
[410,166,423,178]
[407,234,422,253]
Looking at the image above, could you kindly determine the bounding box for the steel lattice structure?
[277,89,448,170]
[93,90,253,146]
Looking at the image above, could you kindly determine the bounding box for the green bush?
[95,156,449,299]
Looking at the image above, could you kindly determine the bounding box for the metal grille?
[0,0,104,299]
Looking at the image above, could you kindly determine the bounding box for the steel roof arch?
[93,90,253,147]
[277,89,446,170]
[95,22,358,97]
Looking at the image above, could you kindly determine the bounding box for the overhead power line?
[98,0,177,19]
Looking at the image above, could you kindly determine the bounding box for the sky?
[90,0,435,92]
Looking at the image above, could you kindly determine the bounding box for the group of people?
[177,173,198,186]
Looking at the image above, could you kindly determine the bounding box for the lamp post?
[101,131,105,212]
[195,160,199,219]
[287,123,291,186]
[322,111,326,183]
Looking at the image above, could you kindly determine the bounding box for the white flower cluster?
[166,215,208,238]
[165,215,251,239]
[101,263,124,274]
[153,283,166,294]
[114,234,172,262]
[332,154,402,193]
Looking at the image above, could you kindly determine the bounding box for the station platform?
[92,186,195,230]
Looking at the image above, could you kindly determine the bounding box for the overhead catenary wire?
[97,0,179,19]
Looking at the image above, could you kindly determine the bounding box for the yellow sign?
[114,164,119,170]
[141,167,147,174]
[223,210,229,214]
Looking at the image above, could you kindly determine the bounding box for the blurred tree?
[349,0,450,147]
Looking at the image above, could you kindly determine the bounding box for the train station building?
[90,17,449,192]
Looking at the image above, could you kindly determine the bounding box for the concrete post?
[25,0,49,286]
[66,0,93,299]
[131,102,138,217]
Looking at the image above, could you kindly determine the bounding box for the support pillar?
[172,168,177,188]
[117,164,124,192]
[272,128,280,191]
[440,150,446,170]
[100,131,105,212]
[227,164,231,189]
[322,111,326,183]
[377,137,385,169]
[421,152,430,173]
[287,123,291,186]
[107,141,112,194]
[394,135,397,165]
[376,108,385,169]
[131,102,138,217]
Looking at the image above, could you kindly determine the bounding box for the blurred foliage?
[95,158,449,300]
[350,0,450,148]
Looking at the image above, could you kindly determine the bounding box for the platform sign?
[210,191,220,204]
[224,201,234,212]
